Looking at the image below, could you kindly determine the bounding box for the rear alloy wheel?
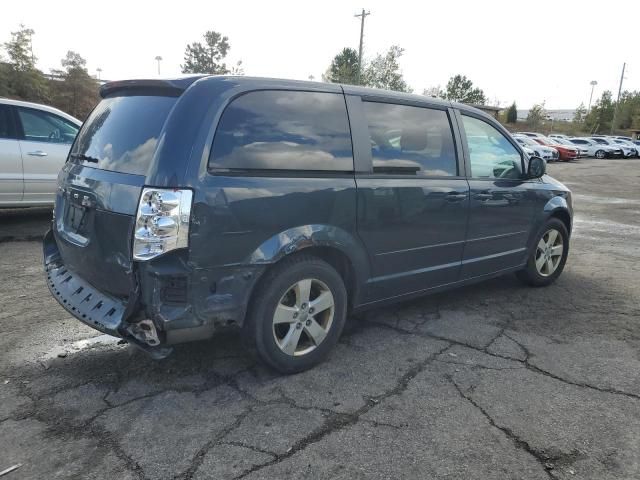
[595,150,606,159]
[245,255,347,373]
[272,278,335,356]
[517,218,569,287]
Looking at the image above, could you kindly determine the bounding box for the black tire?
[595,150,606,159]
[516,218,569,287]
[244,254,347,374]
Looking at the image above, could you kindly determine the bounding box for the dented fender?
[246,223,370,305]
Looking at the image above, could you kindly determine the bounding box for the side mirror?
[527,156,546,178]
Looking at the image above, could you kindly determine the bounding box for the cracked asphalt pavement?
[1,157,639,479]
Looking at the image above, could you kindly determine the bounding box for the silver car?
[0,98,81,207]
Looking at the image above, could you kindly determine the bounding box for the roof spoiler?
[99,76,208,98]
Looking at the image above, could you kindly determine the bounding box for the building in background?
[517,109,576,122]
[471,104,502,119]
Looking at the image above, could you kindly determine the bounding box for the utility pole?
[354,9,370,85]
[155,56,163,75]
[96,68,102,81]
[610,62,626,134]
[588,80,597,111]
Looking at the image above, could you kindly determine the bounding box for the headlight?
[133,188,193,261]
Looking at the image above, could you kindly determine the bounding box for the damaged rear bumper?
[44,229,265,357]
[44,229,171,357]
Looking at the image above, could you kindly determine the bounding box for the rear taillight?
[133,188,193,261]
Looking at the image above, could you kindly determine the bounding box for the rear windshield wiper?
[70,153,99,163]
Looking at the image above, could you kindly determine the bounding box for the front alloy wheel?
[273,279,335,356]
[595,150,606,159]
[535,229,564,277]
[517,218,569,287]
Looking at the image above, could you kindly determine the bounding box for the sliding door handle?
[474,193,493,200]
[446,192,468,202]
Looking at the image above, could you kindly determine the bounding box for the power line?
[354,9,370,85]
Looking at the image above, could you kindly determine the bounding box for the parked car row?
[513,131,640,161]
[552,134,640,158]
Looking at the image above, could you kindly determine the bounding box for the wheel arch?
[542,194,572,235]
[245,224,370,311]
[549,208,572,236]
[526,195,572,254]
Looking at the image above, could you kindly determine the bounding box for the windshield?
[70,95,178,176]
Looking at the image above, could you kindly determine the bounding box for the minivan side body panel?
[182,79,364,325]
[454,109,539,278]
[344,92,471,303]
[452,109,572,279]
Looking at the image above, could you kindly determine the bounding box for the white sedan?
[610,139,640,157]
[0,98,80,207]
[567,138,619,159]
[590,137,635,157]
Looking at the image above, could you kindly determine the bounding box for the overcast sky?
[2,0,638,109]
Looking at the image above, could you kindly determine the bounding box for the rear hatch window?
[70,95,177,176]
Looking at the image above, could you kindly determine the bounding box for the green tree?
[585,91,614,133]
[362,45,411,92]
[573,102,587,125]
[323,48,359,85]
[181,30,241,74]
[526,103,546,129]
[2,25,49,102]
[506,102,518,123]
[422,86,443,98]
[49,51,99,119]
[4,25,34,71]
[614,91,640,130]
[443,74,486,104]
[0,56,12,97]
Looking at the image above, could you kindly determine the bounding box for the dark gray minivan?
[44,76,572,372]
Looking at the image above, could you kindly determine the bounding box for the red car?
[534,137,578,161]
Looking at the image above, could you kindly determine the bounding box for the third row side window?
[210,90,353,171]
[363,101,458,176]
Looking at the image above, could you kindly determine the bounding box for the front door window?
[461,115,522,179]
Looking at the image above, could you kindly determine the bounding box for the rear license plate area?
[60,189,96,240]
[65,203,86,231]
